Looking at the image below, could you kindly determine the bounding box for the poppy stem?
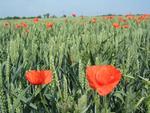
[39,87,49,113]
[103,96,108,113]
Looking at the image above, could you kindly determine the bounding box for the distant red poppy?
[26,29,30,33]
[16,24,21,29]
[105,16,114,20]
[125,14,134,20]
[33,17,39,23]
[118,17,127,23]
[122,24,130,28]
[21,22,28,28]
[86,65,122,96]
[112,23,120,29]
[46,22,53,29]
[26,70,53,85]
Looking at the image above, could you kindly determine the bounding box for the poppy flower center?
[95,70,115,85]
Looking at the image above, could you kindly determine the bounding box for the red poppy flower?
[118,17,127,23]
[112,23,120,29]
[105,16,114,20]
[33,17,39,23]
[122,24,130,28]
[86,65,122,96]
[46,22,53,29]
[125,14,134,20]
[21,22,28,28]
[26,70,53,85]
[25,29,30,33]
[16,24,21,29]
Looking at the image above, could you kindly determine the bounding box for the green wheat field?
[0,16,150,113]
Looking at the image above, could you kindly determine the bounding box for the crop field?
[0,15,150,113]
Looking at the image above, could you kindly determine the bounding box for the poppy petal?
[97,81,120,96]
[86,66,99,89]
[25,70,53,85]
[86,65,122,96]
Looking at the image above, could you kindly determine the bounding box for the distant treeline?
[0,13,58,20]
[0,16,42,20]
[0,13,144,20]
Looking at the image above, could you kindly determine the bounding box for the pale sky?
[0,0,150,17]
